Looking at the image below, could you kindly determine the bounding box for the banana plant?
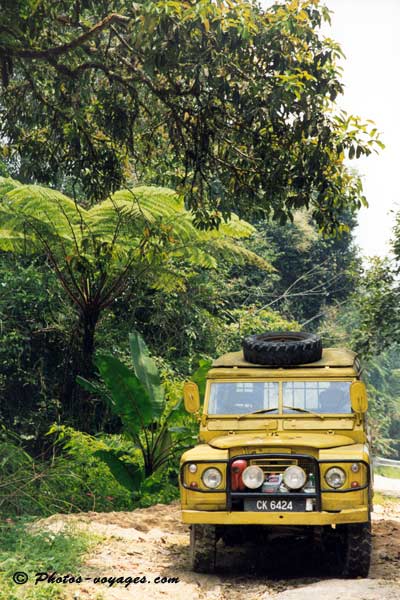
[77,331,189,492]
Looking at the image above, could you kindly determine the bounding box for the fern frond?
[4,184,86,226]
[0,229,30,252]
[146,266,188,292]
[210,238,275,271]
[0,181,268,286]
[171,244,218,269]
[0,177,22,197]
[216,214,255,239]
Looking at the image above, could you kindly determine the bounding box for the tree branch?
[7,13,130,60]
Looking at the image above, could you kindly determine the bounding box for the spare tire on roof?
[242,331,322,366]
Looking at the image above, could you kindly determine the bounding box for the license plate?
[244,497,306,512]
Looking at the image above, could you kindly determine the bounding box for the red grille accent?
[231,459,248,491]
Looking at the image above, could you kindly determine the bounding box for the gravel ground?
[37,490,400,600]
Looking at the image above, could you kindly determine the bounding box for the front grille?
[249,457,298,472]
[228,453,321,511]
[249,456,317,480]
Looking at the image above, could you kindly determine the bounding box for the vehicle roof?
[212,348,357,369]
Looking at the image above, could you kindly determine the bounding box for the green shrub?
[375,466,400,479]
[49,426,137,512]
[0,518,99,600]
[50,425,183,510]
[0,427,134,517]
[0,428,80,517]
[0,257,71,448]
[217,307,300,355]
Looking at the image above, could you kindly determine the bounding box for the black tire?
[342,521,372,578]
[242,331,322,366]
[190,524,217,573]
[319,526,345,576]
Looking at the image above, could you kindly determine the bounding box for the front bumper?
[182,506,369,526]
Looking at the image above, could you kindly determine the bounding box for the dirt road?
[40,496,400,600]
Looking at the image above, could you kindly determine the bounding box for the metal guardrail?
[374,456,400,468]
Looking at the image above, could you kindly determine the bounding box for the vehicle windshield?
[208,382,279,414]
[208,381,352,415]
[282,381,351,414]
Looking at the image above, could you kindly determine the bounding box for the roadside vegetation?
[0,519,100,600]
[375,467,400,480]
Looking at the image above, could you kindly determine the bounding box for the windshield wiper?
[237,407,279,420]
[282,405,325,419]
[237,406,327,420]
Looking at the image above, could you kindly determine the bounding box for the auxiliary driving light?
[242,465,264,489]
[325,467,346,489]
[202,467,222,489]
[282,465,307,490]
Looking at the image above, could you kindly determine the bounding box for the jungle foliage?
[0,176,265,431]
[0,0,382,232]
[76,330,192,490]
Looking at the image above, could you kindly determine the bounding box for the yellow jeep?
[179,333,372,577]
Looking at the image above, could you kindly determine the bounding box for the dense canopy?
[0,0,382,231]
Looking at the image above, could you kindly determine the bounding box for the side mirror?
[350,381,368,413]
[183,381,200,414]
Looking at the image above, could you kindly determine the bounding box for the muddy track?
[41,500,400,600]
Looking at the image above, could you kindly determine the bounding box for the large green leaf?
[76,375,112,405]
[150,423,172,472]
[192,358,213,402]
[94,449,144,491]
[94,354,154,434]
[129,331,164,419]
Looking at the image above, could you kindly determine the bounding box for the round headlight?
[202,467,222,489]
[242,465,264,489]
[283,466,306,490]
[325,467,346,489]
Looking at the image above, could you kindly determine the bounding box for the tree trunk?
[61,306,100,433]
[81,307,99,380]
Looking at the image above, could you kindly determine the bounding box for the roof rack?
[212,347,357,369]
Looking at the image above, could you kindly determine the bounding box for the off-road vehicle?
[179,332,372,577]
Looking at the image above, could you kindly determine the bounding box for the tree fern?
[0,176,271,408]
[0,177,272,277]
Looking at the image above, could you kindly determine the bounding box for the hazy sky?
[321,0,400,258]
[261,0,400,257]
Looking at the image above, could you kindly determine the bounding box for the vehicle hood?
[208,432,355,450]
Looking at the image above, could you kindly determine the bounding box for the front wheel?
[190,524,217,573]
[342,521,372,578]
